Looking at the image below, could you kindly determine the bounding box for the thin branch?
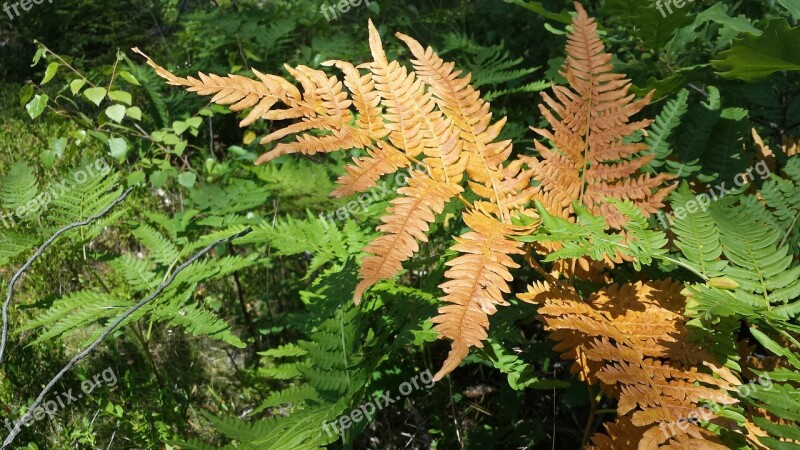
[1,227,252,449]
[0,187,134,364]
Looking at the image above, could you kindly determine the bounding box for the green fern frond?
[0,162,38,212]
[0,231,38,265]
[132,223,181,267]
[109,253,158,292]
[758,156,800,256]
[519,199,667,270]
[668,183,728,278]
[710,200,800,306]
[646,88,689,170]
[260,343,308,358]
[44,167,125,245]
[150,301,245,348]
[252,385,321,415]
[18,290,130,344]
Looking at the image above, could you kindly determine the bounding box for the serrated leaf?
[25,94,48,119]
[69,79,86,95]
[105,104,126,123]
[83,87,107,106]
[108,137,128,161]
[126,106,142,120]
[108,90,132,105]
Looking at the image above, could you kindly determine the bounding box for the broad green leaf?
[172,120,190,135]
[108,137,128,161]
[108,90,132,105]
[25,94,48,119]
[83,87,107,106]
[41,137,67,169]
[126,106,142,120]
[177,172,197,188]
[127,171,146,186]
[19,84,33,106]
[150,170,169,188]
[713,18,800,81]
[105,104,126,123]
[503,0,571,24]
[186,117,203,129]
[41,62,59,84]
[119,70,141,86]
[778,0,800,20]
[69,79,86,95]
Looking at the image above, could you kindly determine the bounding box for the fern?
[0,162,38,212]
[441,33,546,101]
[132,223,181,267]
[645,88,689,171]
[668,183,728,279]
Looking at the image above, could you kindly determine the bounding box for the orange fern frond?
[353,170,462,304]
[330,141,410,198]
[432,205,534,380]
[396,32,513,222]
[529,2,676,229]
[536,279,740,447]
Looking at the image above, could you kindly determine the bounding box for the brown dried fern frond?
[432,204,531,380]
[529,2,676,229]
[521,280,740,448]
[135,20,537,378]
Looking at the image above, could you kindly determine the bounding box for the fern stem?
[580,383,599,447]
[658,255,709,281]
[0,227,253,450]
[0,187,133,365]
[131,321,165,388]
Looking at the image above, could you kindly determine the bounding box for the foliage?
[2,0,800,449]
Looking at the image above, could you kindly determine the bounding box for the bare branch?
[1,227,253,449]
[0,186,134,364]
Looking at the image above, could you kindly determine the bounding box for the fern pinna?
[137,2,776,448]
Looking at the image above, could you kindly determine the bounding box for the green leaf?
[503,0,572,24]
[119,70,141,86]
[108,90,132,105]
[126,106,142,121]
[83,87,107,106]
[177,172,197,188]
[108,137,128,161]
[150,170,169,188]
[41,62,59,84]
[25,94,48,119]
[127,171,146,186]
[778,0,800,20]
[105,104,126,123]
[69,79,86,95]
[19,84,33,106]
[172,120,190,135]
[713,18,800,81]
[186,117,203,129]
[41,137,67,169]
